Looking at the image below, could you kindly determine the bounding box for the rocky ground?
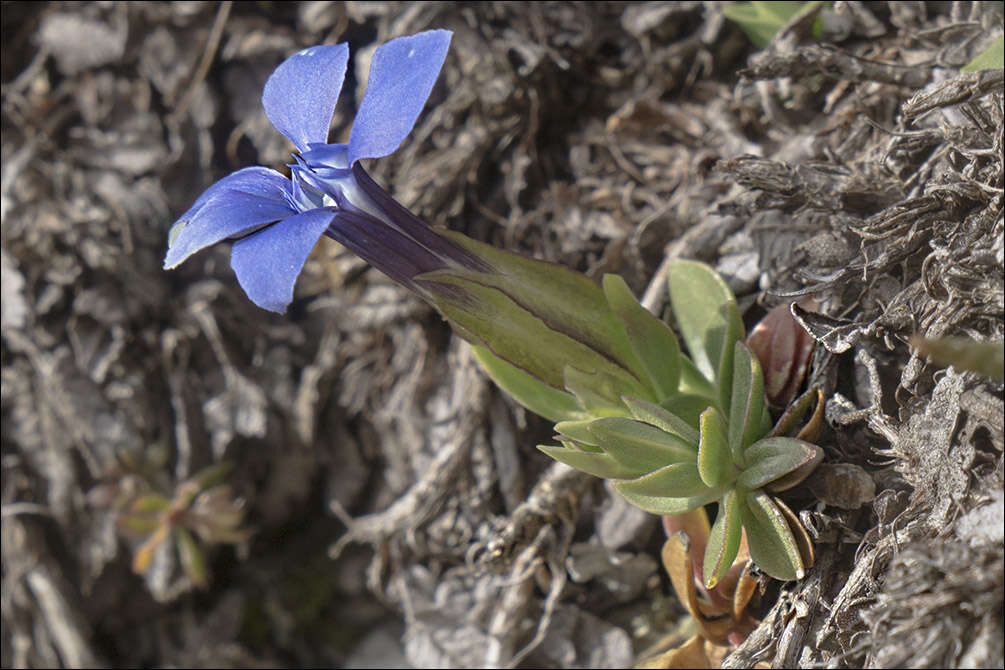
[2,2,1002,668]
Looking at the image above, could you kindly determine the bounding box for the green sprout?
[478,259,822,587]
[961,35,1005,73]
[721,1,824,48]
[108,460,252,589]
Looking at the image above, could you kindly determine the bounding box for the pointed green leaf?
[537,443,641,479]
[588,417,697,472]
[660,392,718,429]
[679,356,717,398]
[773,495,815,572]
[742,490,804,581]
[420,271,651,400]
[698,406,731,488]
[962,35,1005,73]
[190,462,235,492]
[431,231,653,384]
[729,341,766,464]
[911,335,1005,381]
[623,397,700,444]
[602,274,681,400]
[614,481,721,516]
[129,493,171,515]
[563,366,635,416]
[117,515,162,535]
[738,437,823,490]
[614,462,709,498]
[132,524,170,576]
[722,1,823,48]
[554,419,602,448]
[472,346,584,423]
[667,260,744,413]
[703,490,742,589]
[771,386,819,437]
[764,443,824,493]
[176,526,209,588]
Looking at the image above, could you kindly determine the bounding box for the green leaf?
[762,444,824,493]
[722,1,820,48]
[770,386,821,438]
[667,260,744,413]
[911,335,1005,381]
[472,346,584,423]
[564,366,636,416]
[190,461,235,492]
[588,417,698,473]
[428,231,653,385]
[703,490,742,589]
[554,419,602,448]
[132,524,170,576]
[602,274,681,400]
[421,271,650,399]
[129,493,171,515]
[773,495,815,571]
[729,341,767,464]
[614,481,722,516]
[962,35,1005,73]
[738,437,822,490]
[742,491,805,581]
[698,407,731,488]
[613,462,710,498]
[679,355,718,398]
[660,392,718,429]
[117,514,162,535]
[175,526,209,588]
[623,396,700,444]
[537,443,641,479]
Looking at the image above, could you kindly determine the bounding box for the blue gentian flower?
[164,29,482,313]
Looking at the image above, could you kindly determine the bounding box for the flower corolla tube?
[163,29,482,313]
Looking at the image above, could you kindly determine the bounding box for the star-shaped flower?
[164,30,458,312]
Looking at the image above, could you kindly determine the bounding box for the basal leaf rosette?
[539,378,820,586]
[530,260,822,585]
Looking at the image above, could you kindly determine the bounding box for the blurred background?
[2,2,1002,668]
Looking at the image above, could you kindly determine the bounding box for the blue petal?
[164,168,296,269]
[301,143,351,170]
[348,30,452,165]
[172,167,292,230]
[230,208,336,313]
[263,44,349,153]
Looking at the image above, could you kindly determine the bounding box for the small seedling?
[94,457,251,589]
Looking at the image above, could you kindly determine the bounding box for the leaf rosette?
[487,259,825,586]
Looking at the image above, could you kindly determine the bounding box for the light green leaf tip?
[742,490,805,581]
[739,437,821,490]
[703,489,742,589]
[602,274,682,401]
[472,346,584,423]
[697,406,730,488]
[729,340,766,465]
[588,417,697,472]
[537,443,640,479]
[667,259,744,413]
[613,481,722,516]
[962,35,1005,73]
[721,1,821,48]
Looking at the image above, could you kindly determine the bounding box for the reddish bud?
[746,300,816,409]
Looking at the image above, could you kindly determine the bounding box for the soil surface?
[2,2,1003,668]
